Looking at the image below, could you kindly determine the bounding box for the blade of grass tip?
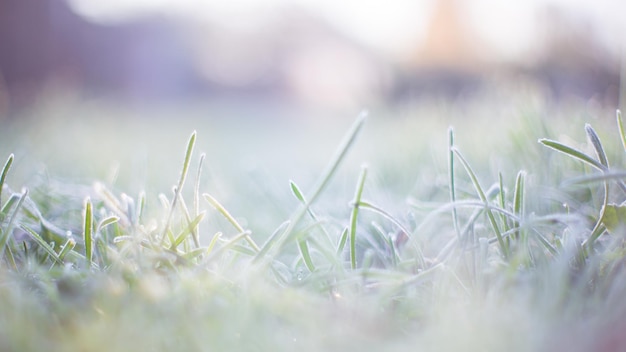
[0,154,13,206]
[586,123,626,193]
[290,180,334,247]
[513,171,526,240]
[298,236,316,272]
[498,173,511,235]
[205,232,222,256]
[452,148,509,258]
[97,216,119,232]
[539,138,605,171]
[0,188,27,261]
[57,238,76,261]
[171,212,205,250]
[254,111,367,263]
[357,201,413,241]
[448,127,461,242]
[585,124,609,168]
[203,193,260,252]
[349,165,368,269]
[336,227,348,256]
[160,131,196,246]
[617,110,626,153]
[84,197,93,267]
[581,124,613,252]
[582,180,610,253]
[136,191,145,226]
[21,225,64,266]
[193,153,205,247]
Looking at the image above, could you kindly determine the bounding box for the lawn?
[0,94,624,351]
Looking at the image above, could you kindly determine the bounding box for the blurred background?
[1,0,625,236]
[0,0,624,117]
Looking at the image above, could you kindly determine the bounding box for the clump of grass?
[0,109,625,351]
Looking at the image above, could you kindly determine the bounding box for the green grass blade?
[513,171,526,240]
[289,179,334,248]
[204,193,260,252]
[21,225,64,266]
[171,212,206,250]
[336,227,348,256]
[585,124,609,168]
[57,238,76,261]
[253,112,367,263]
[298,237,316,272]
[84,197,93,267]
[617,110,626,153]
[357,200,413,240]
[160,131,196,245]
[290,180,306,202]
[349,165,368,269]
[205,232,222,256]
[0,154,13,206]
[498,173,511,238]
[97,216,119,232]
[538,138,605,171]
[0,189,27,262]
[448,127,461,242]
[193,153,205,247]
[452,148,508,258]
[586,123,626,194]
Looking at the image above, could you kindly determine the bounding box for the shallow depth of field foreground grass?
[2,103,626,351]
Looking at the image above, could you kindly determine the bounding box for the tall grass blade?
[203,193,259,252]
[513,171,526,240]
[336,227,348,256]
[57,238,76,261]
[289,180,334,248]
[298,237,316,272]
[193,153,205,247]
[0,189,27,260]
[539,138,605,171]
[349,165,368,269]
[452,148,508,258]
[617,110,626,153]
[254,111,367,263]
[585,124,609,168]
[21,225,64,266]
[84,197,93,267]
[160,131,196,245]
[448,127,461,242]
[0,154,13,205]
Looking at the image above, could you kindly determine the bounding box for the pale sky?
[67,0,626,60]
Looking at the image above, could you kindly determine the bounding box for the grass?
[1,98,626,351]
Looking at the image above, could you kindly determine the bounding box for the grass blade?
[452,148,509,258]
[254,111,367,263]
[617,110,626,153]
[298,237,316,272]
[513,171,526,240]
[585,124,608,168]
[349,165,368,269]
[539,138,605,171]
[336,227,348,256]
[171,212,206,250]
[0,188,27,268]
[84,197,93,267]
[0,154,13,206]
[160,131,196,245]
[204,193,260,252]
[21,225,64,266]
[448,127,461,242]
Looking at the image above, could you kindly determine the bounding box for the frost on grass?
[0,111,625,351]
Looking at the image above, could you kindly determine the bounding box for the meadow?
[0,93,624,351]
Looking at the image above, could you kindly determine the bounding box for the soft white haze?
[68,0,626,60]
